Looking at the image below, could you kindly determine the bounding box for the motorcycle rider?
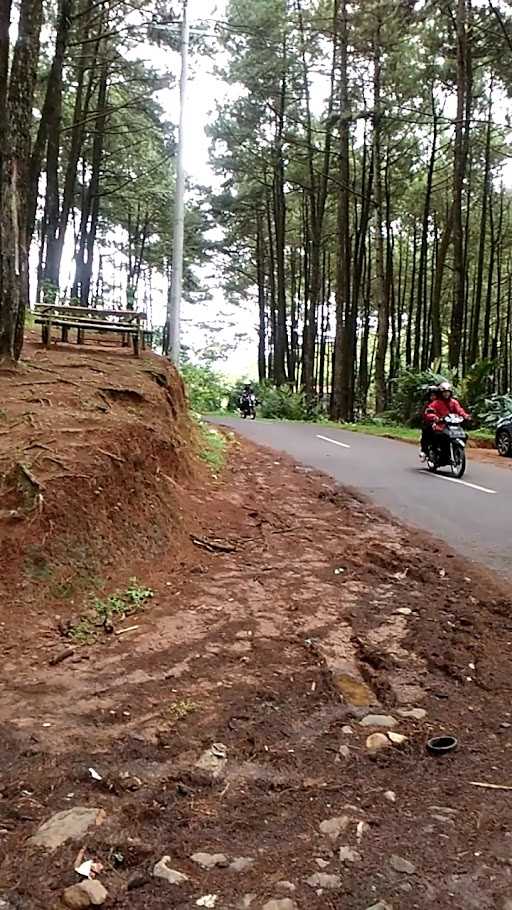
[419,386,439,460]
[422,381,471,458]
[239,383,256,417]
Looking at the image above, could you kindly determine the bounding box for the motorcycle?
[425,414,468,479]
[240,393,256,420]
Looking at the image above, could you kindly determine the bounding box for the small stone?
[262,901,297,910]
[360,714,397,728]
[230,857,255,873]
[429,806,457,816]
[239,896,256,909]
[319,816,349,840]
[387,732,408,745]
[306,872,341,890]
[502,899,512,910]
[396,608,412,616]
[366,903,393,910]
[276,883,296,893]
[195,744,228,779]
[366,733,391,754]
[389,855,416,875]
[398,708,426,721]
[79,881,108,906]
[501,722,511,729]
[341,725,354,735]
[192,852,228,870]
[153,856,189,885]
[384,790,396,803]
[30,807,103,849]
[63,886,91,910]
[315,858,330,869]
[338,745,351,759]
[339,845,361,863]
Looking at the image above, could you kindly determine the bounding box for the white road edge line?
[427,473,496,495]
[316,434,351,449]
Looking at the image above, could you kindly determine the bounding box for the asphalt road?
[212,417,512,579]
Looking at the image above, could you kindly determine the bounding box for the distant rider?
[239,384,256,416]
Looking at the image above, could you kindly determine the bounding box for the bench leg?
[45,321,52,349]
[133,331,140,357]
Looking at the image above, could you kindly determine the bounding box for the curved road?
[213,417,512,579]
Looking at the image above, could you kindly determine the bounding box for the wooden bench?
[34,305,147,357]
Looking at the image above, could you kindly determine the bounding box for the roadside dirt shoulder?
[0,438,511,909]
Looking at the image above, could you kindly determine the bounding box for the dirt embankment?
[0,338,201,654]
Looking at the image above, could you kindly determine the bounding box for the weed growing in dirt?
[196,418,227,476]
[68,579,154,643]
[165,699,198,724]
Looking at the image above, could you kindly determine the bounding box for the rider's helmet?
[438,381,453,398]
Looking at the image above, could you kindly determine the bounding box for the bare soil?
[1,340,512,909]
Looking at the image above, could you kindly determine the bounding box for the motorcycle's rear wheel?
[450,443,466,479]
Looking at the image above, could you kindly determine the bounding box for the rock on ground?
[360,714,397,728]
[319,816,349,840]
[62,882,107,909]
[262,901,298,910]
[29,807,103,849]
[153,856,189,885]
[192,852,229,869]
[366,732,391,754]
[230,857,255,872]
[389,855,416,874]
[306,872,341,890]
[339,845,362,863]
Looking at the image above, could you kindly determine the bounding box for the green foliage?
[68,579,153,643]
[478,394,512,429]
[388,368,458,426]
[181,362,230,413]
[460,359,497,418]
[258,384,315,421]
[196,419,227,476]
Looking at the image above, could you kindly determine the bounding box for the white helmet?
[438,381,453,394]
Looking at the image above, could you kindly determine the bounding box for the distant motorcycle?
[240,393,256,420]
[425,414,468,479]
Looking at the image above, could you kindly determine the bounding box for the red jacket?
[424,397,470,428]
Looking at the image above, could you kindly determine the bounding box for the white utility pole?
[167,0,189,364]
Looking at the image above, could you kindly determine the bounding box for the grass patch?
[341,422,419,441]
[68,578,153,643]
[196,417,228,475]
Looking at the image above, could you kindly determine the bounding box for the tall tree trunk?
[373,19,388,413]
[468,85,493,365]
[256,212,267,383]
[331,0,351,421]
[273,33,288,386]
[449,0,472,370]
[27,0,75,246]
[0,0,43,362]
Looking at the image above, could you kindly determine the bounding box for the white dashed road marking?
[426,473,496,495]
[316,434,351,449]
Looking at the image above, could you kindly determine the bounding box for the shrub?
[181,363,230,414]
[478,394,512,429]
[258,385,312,420]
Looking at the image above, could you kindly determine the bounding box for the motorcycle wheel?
[450,444,466,479]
